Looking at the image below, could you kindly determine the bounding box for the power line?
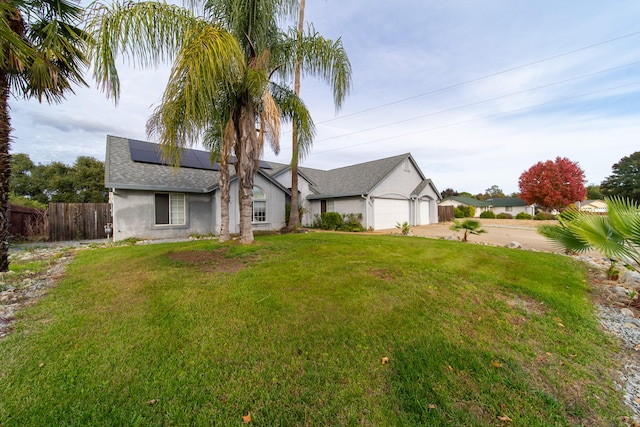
[308,61,640,144]
[312,29,640,125]
[308,80,640,155]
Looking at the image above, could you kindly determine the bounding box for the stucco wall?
[370,159,422,199]
[228,174,288,233]
[111,189,214,241]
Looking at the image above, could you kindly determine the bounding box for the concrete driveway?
[377,219,560,252]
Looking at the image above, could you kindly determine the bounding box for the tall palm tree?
[286,1,351,229]
[90,0,350,244]
[0,0,88,272]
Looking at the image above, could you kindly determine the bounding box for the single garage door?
[419,200,430,225]
[374,199,410,230]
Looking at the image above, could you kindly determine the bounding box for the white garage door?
[419,200,430,225]
[374,199,410,230]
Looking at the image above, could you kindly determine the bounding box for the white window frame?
[155,193,186,225]
[252,186,267,223]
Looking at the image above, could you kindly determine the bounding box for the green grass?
[0,234,629,426]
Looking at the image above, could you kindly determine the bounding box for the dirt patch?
[167,248,256,274]
[366,267,396,281]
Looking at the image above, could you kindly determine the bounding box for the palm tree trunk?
[236,105,256,244]
[287,0,305,230]
[218,156,231,243]
[0,70,11,272]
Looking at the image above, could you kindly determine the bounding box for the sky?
[9,0,640,195]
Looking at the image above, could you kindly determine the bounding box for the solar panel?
[128,139,272,171]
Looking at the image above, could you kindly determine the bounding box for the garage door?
[374,199,410,230]
[419,200,430,225]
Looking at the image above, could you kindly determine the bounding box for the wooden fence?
[48,203,112,241]
[8,204,47,239]
[438,205,454,223]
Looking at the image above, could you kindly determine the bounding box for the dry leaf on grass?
[147,399,159,406]
[242,411,251,423]
[428,404,436,409]
[491,360,503,368]
[381,357,389,365]
[498,414,512,421]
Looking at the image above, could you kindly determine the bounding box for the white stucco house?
[578,199,607,213]
[439,196,534,217]
[438,196,492,217]
[104,136,441,241]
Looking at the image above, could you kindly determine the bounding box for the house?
[104,135,441,241]
[578,199,607,213]
[485,198,535,216]
[439,196,491,217]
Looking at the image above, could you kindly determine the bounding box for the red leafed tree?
[518,157,586,210]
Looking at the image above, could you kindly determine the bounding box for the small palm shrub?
[496,213,513,219]
[479,211,496,219]
[450,219,487,242]
[539,197,640,271]
[396,221,411,235]
[515,212,532,220]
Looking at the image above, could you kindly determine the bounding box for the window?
[328,199,335,212]
[155,193,185,225]
[505,206,513,212]
[252,186,266,222]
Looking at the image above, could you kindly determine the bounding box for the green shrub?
[455,205,475,218]
[496,213,513,219]
[341,213,364,232]
[311,212,364,232]
[515,212,532,220]
[320,212,343,230]
[534,212,556,221]
[479,211,496,219]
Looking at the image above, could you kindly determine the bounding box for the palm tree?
[0,0,88,272]
[286,0,351,229]
[90,0,350,244]
[539,197,640,270]
[450,219,487,242]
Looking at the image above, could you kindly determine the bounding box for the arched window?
[252,186,266,222]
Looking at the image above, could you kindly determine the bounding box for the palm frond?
[606,196,640,246]
[268,81,314,160]
[538,224,591,253]
[87,1,240,102]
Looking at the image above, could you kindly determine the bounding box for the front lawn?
[0,233,629,426]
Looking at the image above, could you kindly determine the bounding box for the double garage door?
[374,199,410,230]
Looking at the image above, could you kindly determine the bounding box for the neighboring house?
[439,196,491,217]
[104,136,441,241]
[486,197,535,216]
[578,199,607,213]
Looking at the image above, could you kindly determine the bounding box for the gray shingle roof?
[106,136,436,200]
[301,153,415,198]
[105,136,221,193]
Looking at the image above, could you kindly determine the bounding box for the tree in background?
[600,151,640,203]
[440,188,459,199]
[0,0,89,272]
[10,154,107,204]
[518,157,586,211]
[476,185,505,200]
[586,184,604,200]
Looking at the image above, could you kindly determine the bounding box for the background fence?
[48,203,112,241]
[8,204,47,239]
[438,205,454,223]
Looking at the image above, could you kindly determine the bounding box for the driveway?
[377,219,559,252]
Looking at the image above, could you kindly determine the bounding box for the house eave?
[106,182,214,194]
